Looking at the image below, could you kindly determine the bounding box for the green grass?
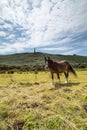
[0,70,87,130]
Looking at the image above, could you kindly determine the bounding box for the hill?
[0,52,87,72]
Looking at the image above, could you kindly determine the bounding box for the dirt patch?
[12,120,25,130]
[82,105,87,112]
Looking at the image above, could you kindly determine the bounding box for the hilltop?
[0,52,87,72]
[0,52,87,66]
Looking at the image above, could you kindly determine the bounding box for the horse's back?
[56,60,70,72]
[57,60,69,66]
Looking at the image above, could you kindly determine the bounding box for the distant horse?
[44,57,77,85]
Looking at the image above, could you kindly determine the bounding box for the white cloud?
[0,44,14,54]
[0,42,26,54]
[0,0,87,55]
[40,46,71,51]
[0,31,6,36]
[62,48,85,55]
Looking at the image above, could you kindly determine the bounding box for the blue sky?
[0,0,87,55]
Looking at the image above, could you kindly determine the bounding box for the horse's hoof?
[50,83,54,85]
[65,81,68,84]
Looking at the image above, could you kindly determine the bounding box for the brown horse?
[44,57,77,85]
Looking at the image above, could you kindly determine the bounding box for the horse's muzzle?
[45,65,48,70]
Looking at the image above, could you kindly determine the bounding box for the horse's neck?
[48,61,53,68]
[49,61,58,70]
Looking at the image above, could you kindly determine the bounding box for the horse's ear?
[44,57,47,60]
[48,57,50,60]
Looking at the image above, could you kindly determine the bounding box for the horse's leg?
[64,72,69,83]
[51,72,54,85]
[57,73,60,84]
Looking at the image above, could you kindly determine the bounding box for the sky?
[0,0,87,55]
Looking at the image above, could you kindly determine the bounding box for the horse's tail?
[69,64,77,77]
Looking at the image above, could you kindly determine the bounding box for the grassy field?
[0,69,87,130]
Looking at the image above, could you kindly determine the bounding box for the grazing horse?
[44,57,77,85]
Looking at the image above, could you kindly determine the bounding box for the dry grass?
[0,70,87,130]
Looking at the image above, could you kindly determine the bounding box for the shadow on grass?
[50,82,80,90]
[19,82,42,86]
[19,82,33,87]
[33,82,40,85]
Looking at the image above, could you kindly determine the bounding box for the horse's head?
[44,57,48,69]
[44,57,53,69]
